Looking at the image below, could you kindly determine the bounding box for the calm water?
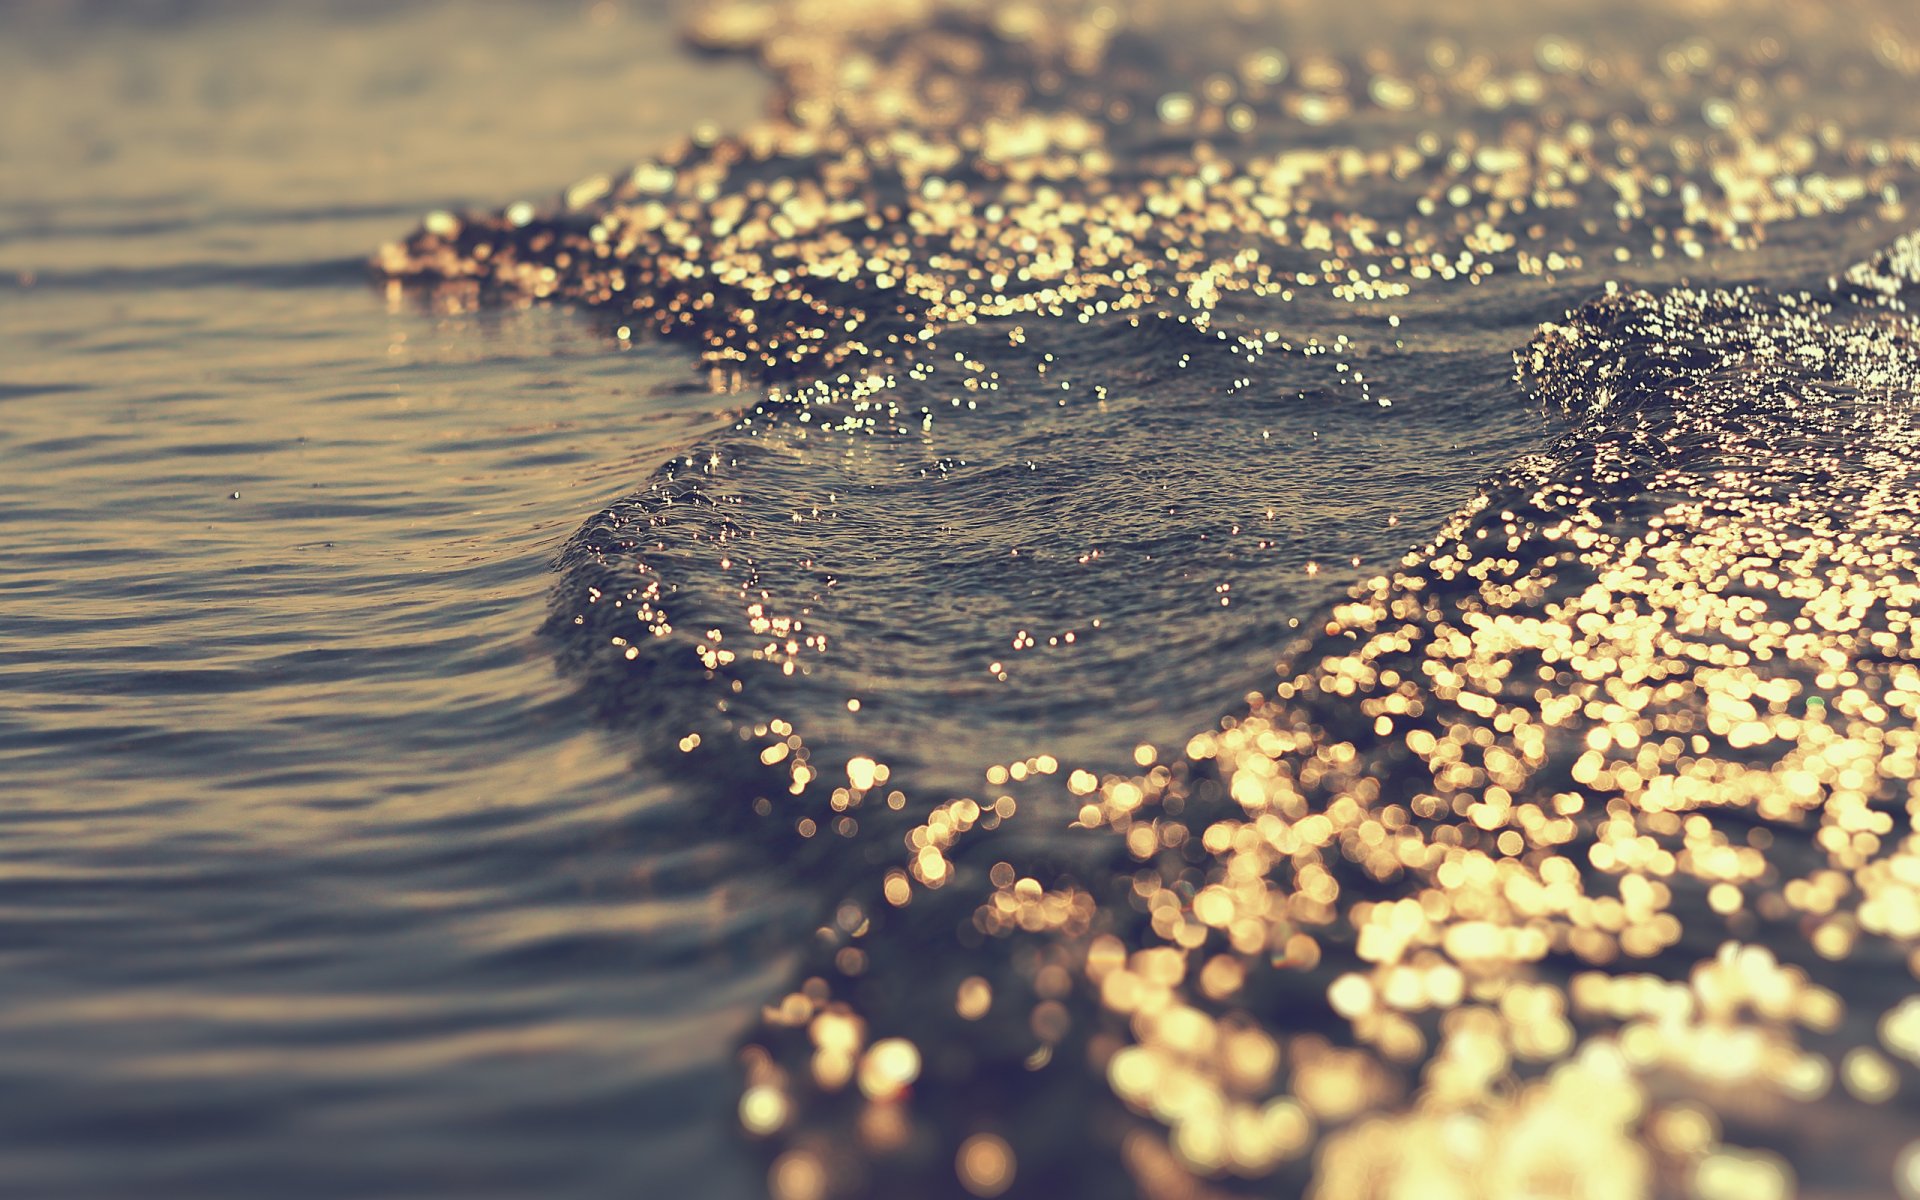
[9,2,1920,1198]
[2,5,781,1196]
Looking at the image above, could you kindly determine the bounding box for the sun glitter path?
[739,235,1920,1200]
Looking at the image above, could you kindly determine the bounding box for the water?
[2,5,780,1196]
[9,1,1920,1198]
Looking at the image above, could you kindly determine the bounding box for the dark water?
[10,1,1920,1198]
[2,6,780,1197]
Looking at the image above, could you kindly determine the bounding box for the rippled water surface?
[2,6,782,1196]
[11,1,1920,1198]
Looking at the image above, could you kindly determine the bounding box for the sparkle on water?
[374,0,1920,1196]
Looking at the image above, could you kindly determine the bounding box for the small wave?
[381,0,1920,1195]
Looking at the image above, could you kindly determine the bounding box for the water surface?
[10,2,1920,1199]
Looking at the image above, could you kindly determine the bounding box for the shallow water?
[11,1,1920,1198]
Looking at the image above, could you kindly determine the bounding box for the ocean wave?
[376,1,1920,1195]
